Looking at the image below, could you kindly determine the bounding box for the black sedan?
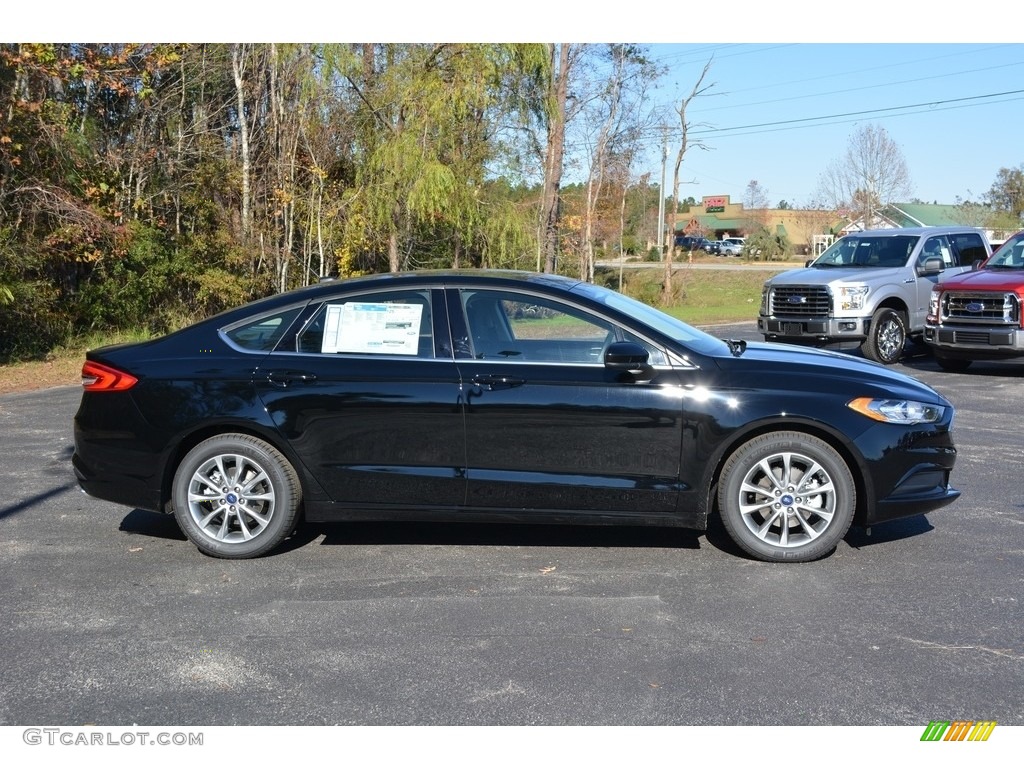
[73,271,960,562]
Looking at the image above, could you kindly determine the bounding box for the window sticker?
[322,302,424,355]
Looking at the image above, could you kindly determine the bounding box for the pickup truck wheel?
[863,308,907,364]
[934,354,972,372]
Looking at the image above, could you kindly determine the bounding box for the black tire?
[862,308,907,364]
[718,432,856,563]
[934,354,972,372]
[172,434,302,559]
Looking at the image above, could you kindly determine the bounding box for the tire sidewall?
[172,434,300,559]
[865,308,907,364]
[718,432,856,563]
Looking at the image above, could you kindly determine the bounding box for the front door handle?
[471,374,525,391]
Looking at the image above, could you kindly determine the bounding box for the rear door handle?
[266,370,318,388]
[472,374,525,391]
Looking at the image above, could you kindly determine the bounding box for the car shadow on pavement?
[307,520,705,552]
[116,508,937,559]
[119,509,188,541]
[844,515,935,549]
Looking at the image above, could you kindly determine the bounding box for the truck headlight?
[838,285,870,311]
[760,285,769,314]
[928,288,941,322]
[848,397,945,425]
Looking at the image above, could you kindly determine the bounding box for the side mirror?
[917,257,943,276]
[971,258,986,271]
[805,258,815,268]
[604,341,650,375]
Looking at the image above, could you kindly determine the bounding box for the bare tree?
[539,44,582,274]
[578,44,661,283]
[743,179,771,231]
[816,124,911,229]
[663,59,714,298]
[231,44,252,238]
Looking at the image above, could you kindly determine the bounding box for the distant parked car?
[674,235,712,252]
[719,238,745,257]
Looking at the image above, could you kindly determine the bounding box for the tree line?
[2,43,1022,362]
[0,43,669,360]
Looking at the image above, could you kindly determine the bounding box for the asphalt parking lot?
[1,325,1021,727]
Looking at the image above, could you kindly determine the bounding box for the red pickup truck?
[924,230,1024,370]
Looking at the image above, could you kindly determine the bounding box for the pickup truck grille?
[941,292,1020,326]
[769,285,831,317]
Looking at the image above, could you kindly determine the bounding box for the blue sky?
[633,43,1024,208]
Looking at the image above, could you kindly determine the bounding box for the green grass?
[596,264,784,326]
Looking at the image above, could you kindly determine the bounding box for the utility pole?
[657,128,668,260]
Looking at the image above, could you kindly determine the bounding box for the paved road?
[1,327,1021,728]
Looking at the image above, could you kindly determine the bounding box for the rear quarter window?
[223,308,302,352]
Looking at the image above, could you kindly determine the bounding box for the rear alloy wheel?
[718,432,856,563]
[862,308,907,364]
[172,434,301,559]
[934,354,972,372]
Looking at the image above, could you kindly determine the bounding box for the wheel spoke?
[240,508,270,531]
[792,510,823,540]
[240,470,269,495]
[755,509,785,541]
[756,458,786,492]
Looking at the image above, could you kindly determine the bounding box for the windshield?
[986,233,1024,269]
[570,281,730,356]
[811,235,917,269]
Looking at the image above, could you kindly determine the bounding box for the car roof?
[204,270,588,327]
[845,226,984,237]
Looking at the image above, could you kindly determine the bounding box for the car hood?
[939,268,1024,294]
[710,341,948,404]
[766,266,905,285]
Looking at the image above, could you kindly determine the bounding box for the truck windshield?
[986,234,1024,269]
[811,235,917,268]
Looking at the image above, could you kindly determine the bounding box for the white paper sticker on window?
[321,302,424,355]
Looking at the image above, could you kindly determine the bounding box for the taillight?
[81,361,138,392]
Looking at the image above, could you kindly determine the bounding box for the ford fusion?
[73,271,960,562]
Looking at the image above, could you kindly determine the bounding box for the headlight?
[848,397,945,425]
[760,285,769,314]
[838,285,869,311]
[928,288,941,322]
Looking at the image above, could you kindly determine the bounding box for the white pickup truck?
[758,227,991,364]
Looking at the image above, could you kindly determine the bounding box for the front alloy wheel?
[172,434,301,558]
[718,432,856,562]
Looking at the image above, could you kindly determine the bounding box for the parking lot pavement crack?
[896,636,1023,660]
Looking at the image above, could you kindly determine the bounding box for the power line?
[686,89,1024,137]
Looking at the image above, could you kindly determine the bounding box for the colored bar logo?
[921,721,997,742]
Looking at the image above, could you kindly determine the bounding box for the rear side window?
[296,290,434,357]
[950,232,988,265]
[223,308,302,352]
